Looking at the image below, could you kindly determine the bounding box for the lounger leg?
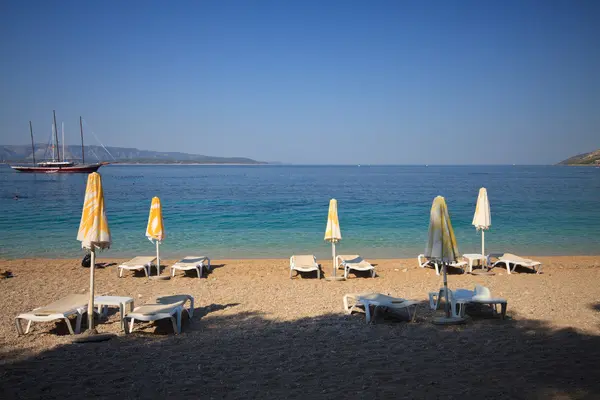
[206,259,211,271]
[119,267,123,278]
[119,303,125,331]
[196,266,201,278]
[371,269,376,278]
[289,268,293,279]
[409,305,418,322]
[75,313,83,334]
[63,317,75,335]
[25,320,33,334]
[144,266,149,277]
[15,318,24,335]
[500,303,507,319]
[171,268,175,278]
[187,297,194,319]
[428,293,437,310]
[343,295,350,313]
[434,262,440,276]
[317,268,320,279]
[364,302,372,323]
[129,318,135,333]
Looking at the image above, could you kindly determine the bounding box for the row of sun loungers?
[16,294,195,336]
[418,253,542,275]
[15,250,529,335]
[117,256,211,278]
[290,254,376,279]
[345,285,508,323]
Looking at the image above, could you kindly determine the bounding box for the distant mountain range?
[0,143,265,164]
[557,149,600,166]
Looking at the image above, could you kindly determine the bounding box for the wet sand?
[1,256,600,399]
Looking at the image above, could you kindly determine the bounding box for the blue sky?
[0,0,598,164]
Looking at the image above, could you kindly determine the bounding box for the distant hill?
[557,149,600,166]
[0,143,265,165]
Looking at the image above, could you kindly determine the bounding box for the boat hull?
[10,163,105,173]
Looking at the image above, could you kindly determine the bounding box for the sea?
[1,164,599,260]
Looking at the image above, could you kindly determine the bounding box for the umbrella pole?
[332,241,336,277]
[443,263,451,318]
[87,246,96,331]
[481,230,485,257]
[156,241,160,276]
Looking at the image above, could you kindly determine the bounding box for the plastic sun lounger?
[336,255,376,279]
[417,254,468,275]
[117,256,157,278]
[15,294,89,335]
[343,293,419,323]
[290,255,320,279]
[170,256,211,278]
[124,294,194,334]
[429,285,508,319]
[489,253,542,274]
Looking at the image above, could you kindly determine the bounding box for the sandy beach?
[1,256,600,399]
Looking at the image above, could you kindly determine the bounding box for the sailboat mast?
[80,116,85,164]
[53,110,60,162]
[29,121,36,165]
[62,122,65,161]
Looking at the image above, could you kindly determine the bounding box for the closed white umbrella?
[324,199,342,279]
[472,187,491,256]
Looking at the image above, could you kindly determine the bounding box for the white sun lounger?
[290,255,320,279]
[15,294,89,335]
[336,255,376,279]
[170,256,211,278]
[124,294,194,334]
[489,253,542,274]
[429,285,507,319]
[117,256,156,278]
[343,293,419,323]
[418,254,468,275]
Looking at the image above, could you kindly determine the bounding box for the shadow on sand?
[2,302,600,399]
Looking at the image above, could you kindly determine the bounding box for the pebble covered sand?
[1,256,600,399]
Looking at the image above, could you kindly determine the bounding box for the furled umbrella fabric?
[425,196,463,322]
[425,196,459,263]
[146,196,165,276]
[77,172,111,331]
[472,187,491,256]
[324,198,342,278]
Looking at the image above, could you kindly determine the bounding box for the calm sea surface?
[1,164,599,260]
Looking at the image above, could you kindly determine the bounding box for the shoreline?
[2,253,600,262]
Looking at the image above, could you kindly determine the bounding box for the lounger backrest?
[293,255,316,267]
[473,285,492,299]
[500,253,525,262]
[34,294,88,315]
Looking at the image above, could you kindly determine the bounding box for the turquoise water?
[1,164,599,259]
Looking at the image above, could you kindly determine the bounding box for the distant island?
[557,149,600,166]
[0,143,266,165]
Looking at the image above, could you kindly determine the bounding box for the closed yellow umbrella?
[472,187,491,256]
[424,196,464,324]
[77,172,111,332]
[146,197,165,276]
[324,198,342,278]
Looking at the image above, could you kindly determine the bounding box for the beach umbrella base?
[324,276,346,281]
[432,316,466,325]
[72,329,115,343]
